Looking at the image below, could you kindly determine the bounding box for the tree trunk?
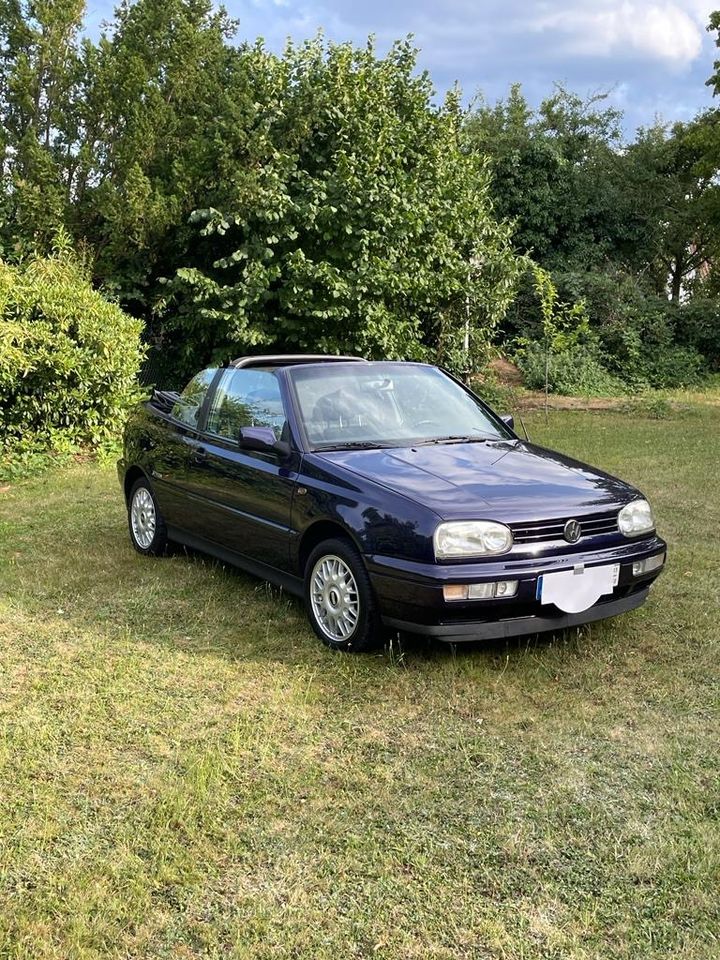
[670,254,684,303]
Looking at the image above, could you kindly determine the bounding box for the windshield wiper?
[316,440,391,451]
[318,434,498,450]
[414,435,494,446]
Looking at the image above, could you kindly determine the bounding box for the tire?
[127,478,169,556]
[304,538,383,652]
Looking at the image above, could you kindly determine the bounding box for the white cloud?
[279,1,716,69]
[528,2,712,66]
[223,0,717,133]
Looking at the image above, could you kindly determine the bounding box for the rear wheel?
[304,538,382,652]
[128,478,169,556]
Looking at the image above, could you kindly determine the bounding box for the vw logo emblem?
[564,519,582,543]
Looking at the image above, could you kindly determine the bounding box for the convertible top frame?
[231,354,366,369]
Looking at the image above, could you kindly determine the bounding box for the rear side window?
[171,368,217,428]
[205,368,287,441]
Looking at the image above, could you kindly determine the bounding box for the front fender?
[292,454,440,565]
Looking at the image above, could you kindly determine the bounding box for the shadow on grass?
[154,541,608,668]
[5,495,631,683]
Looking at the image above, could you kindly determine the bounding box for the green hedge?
[0,253,145,462]
[507,267,710,392]
[517,341,627,397]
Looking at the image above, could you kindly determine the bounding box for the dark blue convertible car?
[119,355,666,651]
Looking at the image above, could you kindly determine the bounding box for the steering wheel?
[357,411,388,438]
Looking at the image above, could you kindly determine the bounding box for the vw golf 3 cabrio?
[119,355,666,651]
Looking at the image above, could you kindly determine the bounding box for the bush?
[469,375,522,413]
[672,297,720,370]
[517,341,625,396]
[0,251,145,459]
[507,267,711,391]
[643,344,707,389]
[620,394,673,420]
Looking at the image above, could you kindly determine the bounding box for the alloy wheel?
[130,487,157,550]
[310,554,360,642]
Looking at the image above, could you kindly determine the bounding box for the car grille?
[511,511,618,544]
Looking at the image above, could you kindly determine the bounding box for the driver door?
[191,368,299,572]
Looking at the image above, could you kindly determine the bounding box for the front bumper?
[367,536,666,642]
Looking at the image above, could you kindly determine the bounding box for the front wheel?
[127,478,169,556]
[304,538,382,652]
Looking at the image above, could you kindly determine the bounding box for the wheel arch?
[123,465,151,504]
[297,519,363,574]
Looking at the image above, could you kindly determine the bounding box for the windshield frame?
[284,361,516,453]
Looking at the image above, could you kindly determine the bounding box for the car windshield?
[289,363,512,449]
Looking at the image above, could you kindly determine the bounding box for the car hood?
[317,440,640,522]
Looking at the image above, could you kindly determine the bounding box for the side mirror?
[500,414,515,431]
[239,426,290,458]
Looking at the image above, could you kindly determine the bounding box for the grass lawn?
[1,407,719,959]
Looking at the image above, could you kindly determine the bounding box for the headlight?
[434,520,513,559]
[618,499,655,537]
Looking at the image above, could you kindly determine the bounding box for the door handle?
[191,447,208,465]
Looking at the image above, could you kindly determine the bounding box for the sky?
[86,0,720,137]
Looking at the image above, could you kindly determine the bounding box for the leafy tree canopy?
[160,38,520,374]
[1,0,719,389]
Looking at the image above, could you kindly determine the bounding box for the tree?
[73,0,245,314]
[707,10,720,97]
[524,263,590,413]
[161,38,521,375]
[0,0,85,254]
[623,119,720,302]
[463,84,626,271]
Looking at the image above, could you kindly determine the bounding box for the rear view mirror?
[501,414,515,431]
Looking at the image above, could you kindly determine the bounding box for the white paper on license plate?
[538,563,620,614]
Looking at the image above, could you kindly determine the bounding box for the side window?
[171,368,217,428]
[205,369,287,442]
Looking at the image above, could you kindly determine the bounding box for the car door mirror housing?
[238,426,290,458]
[501,414,515,431]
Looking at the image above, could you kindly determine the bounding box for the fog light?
[468,583,496,600]
[443,580,519,602]
[632,553,665,577]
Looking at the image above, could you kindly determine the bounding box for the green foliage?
[529,263,589,351]
[463,85,626,270]
[620,394,674,420]
[0,0,718,395]
[74,0,242,309]
[673,296,720,368]
[644,345,707,389]
[0,245,145,459]
[707,11,720,97]
[623,119,720,301]
[514,264,597,401]
[465,80,720,393]
[468,371,522,412]
[510,267,709,392]
[465,84,720,303]
[0,0,86,254]
[159,38,521,376]
[553,270,708,389]
[517,341,625,397]
[1,3,521,379]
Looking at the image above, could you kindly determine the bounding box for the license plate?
[537,563,620,614]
